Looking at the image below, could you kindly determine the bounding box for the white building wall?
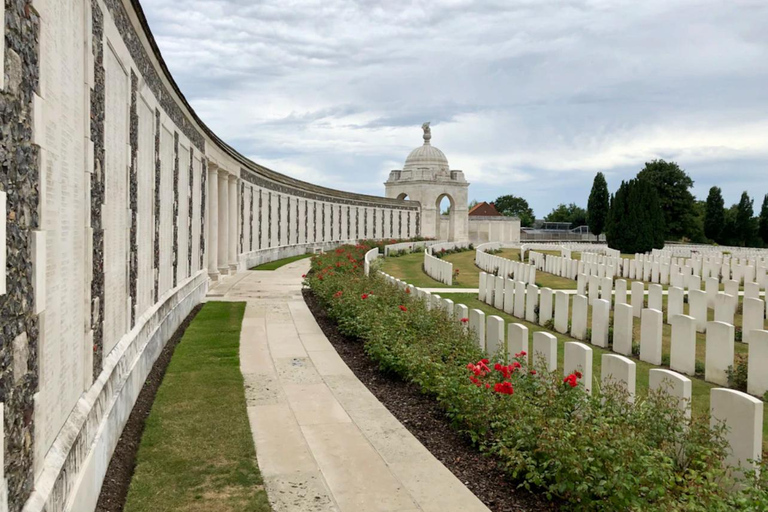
[102,43,129,358]
[36,0,88,473]
[137,98,155,315]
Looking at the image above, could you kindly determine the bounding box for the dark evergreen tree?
[704,186,725,243]
[759,194,768,246]
[735,191,756,247]
[637,159,695,240]
[606,179,664,253]
[587,172,609,236]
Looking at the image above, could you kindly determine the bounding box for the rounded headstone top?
[403,122,450,172]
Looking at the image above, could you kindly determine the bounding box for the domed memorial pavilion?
[385,123,520,242]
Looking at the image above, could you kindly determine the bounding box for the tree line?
[587,160,768,253]
[484,159,768,253]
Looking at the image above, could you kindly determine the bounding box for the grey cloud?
[141,0,768,216]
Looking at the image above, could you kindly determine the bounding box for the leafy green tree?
[587,172,609,236]
[735,191,756,247]
[544,203,587,229]
[493,195,535,227]
[637,160,695,240]
[606,179,665,253]
[688,200,707,244]
[704,186,725,243]
[759,194,768,245]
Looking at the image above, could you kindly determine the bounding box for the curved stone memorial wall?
[0,1,419,511]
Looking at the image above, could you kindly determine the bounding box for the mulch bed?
[303,289,558,512]
[95,304,203,512]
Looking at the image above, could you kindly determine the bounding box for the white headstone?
[564,342,593,393]
[539,287,553,326]
[503,278,514,315]
[525,284,539,323]
[670,314,696,376]
[601,276,613,306]
[710,388,763,473]
[601,354,636,402]
[714,292,734,325]
[640,308,663,365]
[486,316,505,358]
[705,321,734,386]
[689,289,707,333]
[648,284,663,312]
[649,369,692,419]
[514,281,526,318]
[667,286,684,325]
[494,276,505,310]
[554,291,569,334]
[591,298,610,348]
[743,298,765,345]
[748,330,768,397]
[588,275,600,305]
[571,294,588,341]
[705,276,718,309]
[507,323,529,364]
[631,281,644,318]
[456,303,469,332]
[441,298,454,318]
[615,279,627,305]
[532,331,557,372]
[613,303,633,356]
[469,309,485,350]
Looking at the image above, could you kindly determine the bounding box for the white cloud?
[140,0,768,215]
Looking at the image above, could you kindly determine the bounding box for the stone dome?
[403,143,450,172]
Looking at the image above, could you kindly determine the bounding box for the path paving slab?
[212,259,490,512]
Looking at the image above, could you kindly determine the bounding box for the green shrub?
[726,355,748,391]
[306,244,754,511]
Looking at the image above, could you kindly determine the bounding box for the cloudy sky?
[141,0,768,217]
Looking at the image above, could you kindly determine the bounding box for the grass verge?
[250,253,312,270]
[124,302,271,512]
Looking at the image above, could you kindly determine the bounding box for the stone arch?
[435,192,456,241]
[396,192,409,200]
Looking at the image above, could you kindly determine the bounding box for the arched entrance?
[435,193,456,241]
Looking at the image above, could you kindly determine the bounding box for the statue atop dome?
[422,122,431,144]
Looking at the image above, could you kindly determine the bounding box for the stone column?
[217,170,229,274]
[228,175,238,270]
[207,163,219,278]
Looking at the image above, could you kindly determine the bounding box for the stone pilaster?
[217,170,229,274]
[228,175,238,269]
[207,163,219,278]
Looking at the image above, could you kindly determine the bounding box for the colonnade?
[207,165,240,278]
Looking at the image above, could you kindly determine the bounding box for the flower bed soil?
[303,289,557,512]
[95,304,203,512]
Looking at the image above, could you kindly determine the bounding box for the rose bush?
[305,243,761,511]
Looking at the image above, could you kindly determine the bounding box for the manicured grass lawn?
[250,253,312,270]
[381,248,570,289]
[449,293,768,451]
[124,302,271,512]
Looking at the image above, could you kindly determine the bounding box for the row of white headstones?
[422,242,471,285]
[479,271,768,393]
[530,247,768,288]
[379,270,763,477]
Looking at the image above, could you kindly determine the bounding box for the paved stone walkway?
[208,260,489,512]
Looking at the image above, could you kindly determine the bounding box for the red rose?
[334,291,343,298]
[460,317,469,323]
[399,305,407,312]
[361,293,369,299]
